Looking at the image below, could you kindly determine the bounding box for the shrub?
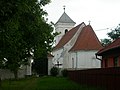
[50,67,59,76]
[61,69,68,77]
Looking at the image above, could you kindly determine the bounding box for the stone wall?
[0,69,26,80]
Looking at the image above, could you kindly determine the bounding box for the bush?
[50,67,59,76]
[61,69,68,77]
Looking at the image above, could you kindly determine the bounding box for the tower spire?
[63,5,66,12]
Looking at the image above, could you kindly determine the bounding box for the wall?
[69,50,101,69]
[55,23,75,45]
[102,54,120,68]
[52,48,63,68]
[100,48,120,68]
[48,57,53,75]
[0,69,25,80]
[63,23,85,68]
[119,56,120,66]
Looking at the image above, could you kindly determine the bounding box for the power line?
[95,28,109,31]
[95,26,116,31]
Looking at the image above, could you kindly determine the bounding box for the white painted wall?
[55,22,75,45]
[62,23,85,68]
[52,48,63,68]
[48,57,53,75]
[69,50,101,69]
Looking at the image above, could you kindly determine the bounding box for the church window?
[65,29,68,34]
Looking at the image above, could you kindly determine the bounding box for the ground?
[1,76,104,90]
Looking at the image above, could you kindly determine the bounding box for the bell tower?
[54,6,76,45]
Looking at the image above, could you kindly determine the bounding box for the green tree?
[101,38,112,46]
[0,0,26,78]
[0,0,56,78]
[101,24,120,46]
[107,24,120,40]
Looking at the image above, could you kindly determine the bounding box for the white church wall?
[48,57,53,75]
[69,52,76,69]
[55,23,75,45]
[55,23,75,32]
[62,23,86,69]
[69,50,101,69]
[52,48,63,68]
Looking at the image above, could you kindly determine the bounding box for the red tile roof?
[53,22,84,50]
[97,38,120,55]
[70,25,103,51]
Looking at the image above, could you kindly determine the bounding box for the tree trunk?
[13,70,18,79]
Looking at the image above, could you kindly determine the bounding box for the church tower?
[55,7,76,45]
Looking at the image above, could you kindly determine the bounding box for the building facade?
[96,38,120,68]
[52,11,102,70]
[55,11,76,45]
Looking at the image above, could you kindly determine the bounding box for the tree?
[101,24,120,46]
[0,0,26,78]
[0,0,56,78]
[101,38,112,46]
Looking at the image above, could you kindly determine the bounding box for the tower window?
[65,29,68,34]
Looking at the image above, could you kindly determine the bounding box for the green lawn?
[1,77,103,90]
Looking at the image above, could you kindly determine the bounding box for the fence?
[68,67,120,90]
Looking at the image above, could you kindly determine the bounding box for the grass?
[0,76,103,90]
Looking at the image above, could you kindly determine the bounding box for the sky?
[44,0,120,40]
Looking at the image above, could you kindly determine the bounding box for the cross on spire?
[63,5,66,12]
[88,20,91,25]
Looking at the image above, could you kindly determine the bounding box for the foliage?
[107,25,120,40]
[0,0,56,78]
[61,69,68,77]
[100,38,112,46]
[32,57,48,75]
[101,24,120,46]
[50,67,59,76]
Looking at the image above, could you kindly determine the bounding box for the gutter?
[95,54,102,61]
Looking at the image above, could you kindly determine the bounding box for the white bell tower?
[54,6,76,45]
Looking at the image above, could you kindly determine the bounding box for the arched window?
[65,29,68,34]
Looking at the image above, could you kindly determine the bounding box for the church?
[51,9,103,70]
